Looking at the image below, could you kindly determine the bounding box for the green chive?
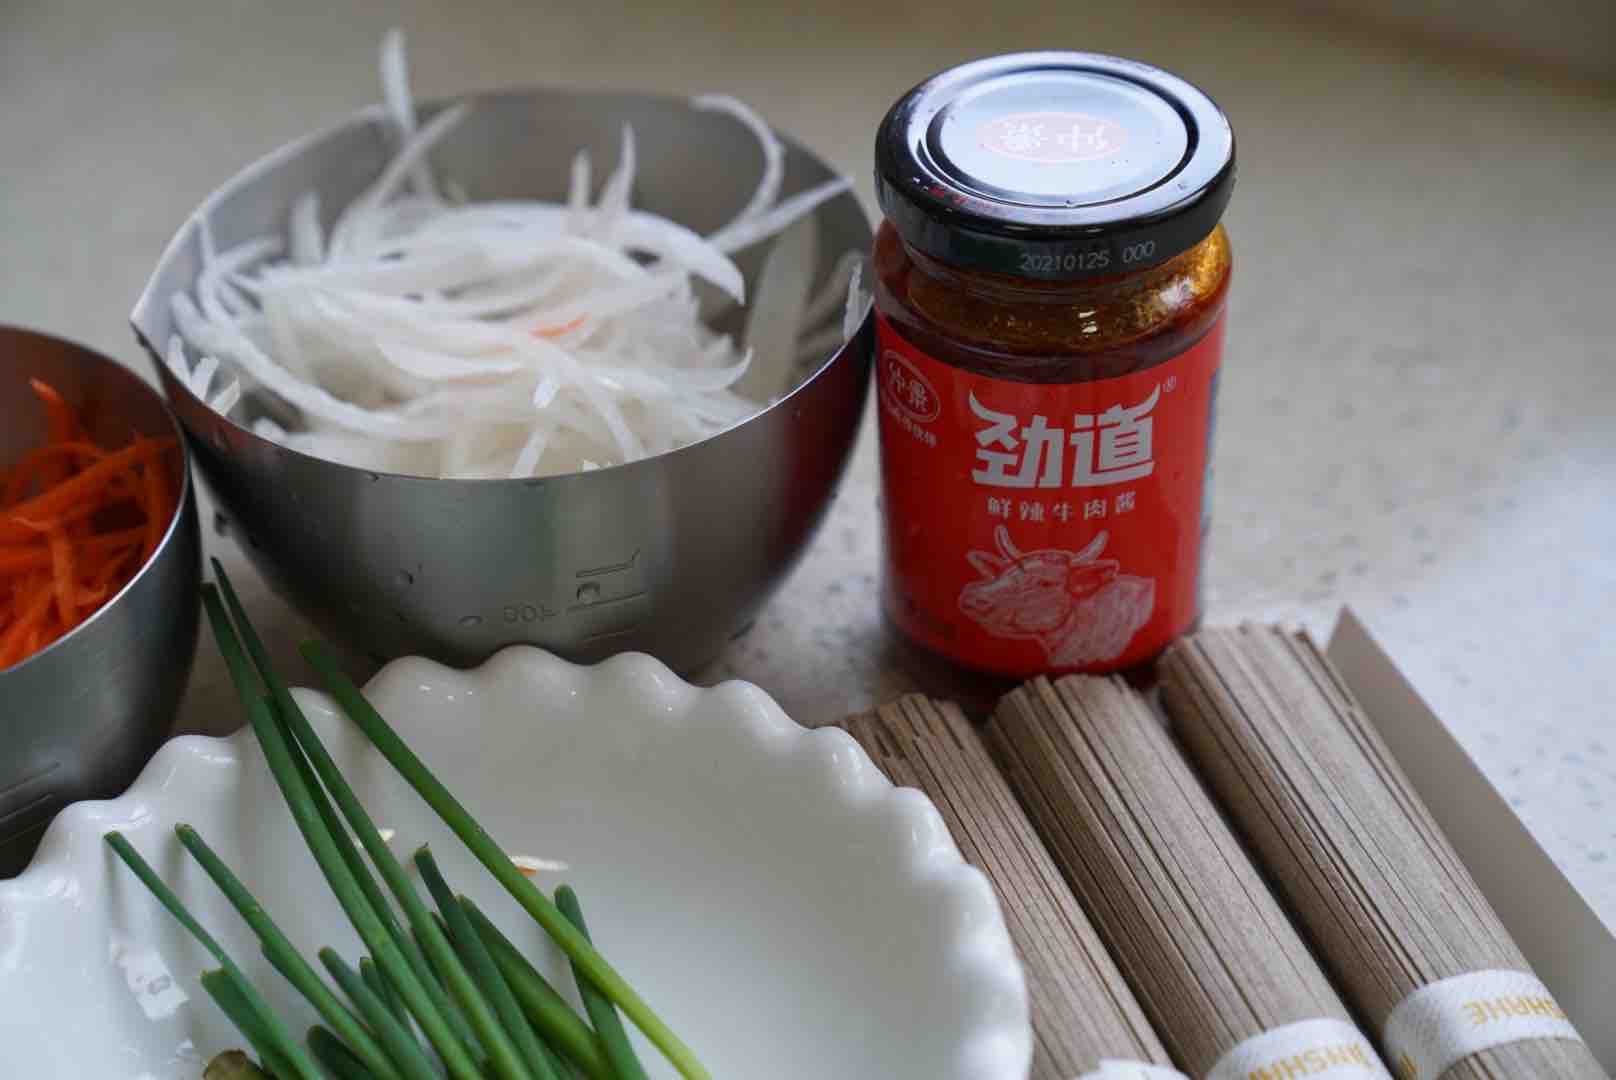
[308,1027,379,1080]
[461,899,612,1080]
[301,640,709,1080]
[211,565,527,1080]
[360,956,408,1030]
[416,849,561,1080]
[106,832,325,1080]
[173,824,400,1080]
[318,949,441,1080]
[556,886,647,1080]
[202,587,480,1080]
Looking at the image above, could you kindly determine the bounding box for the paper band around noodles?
[1382,970,1583,1079]
[1205,1018,1393,1080]
[1075,1060,1190,1079]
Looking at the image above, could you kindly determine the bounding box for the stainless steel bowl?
[132,89,872,674]
[0,327,201,877]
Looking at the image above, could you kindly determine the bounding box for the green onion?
[301,639,710,1080]
[201,586,480,1080]
[460,898,612,1080]
[359,956,408,1030]
[318,949,441,1080]
[210,565,528,1080]
[173,824,400,1080]
[308,1026,380,1080]
[556,886,648,1080]
[199,969,312,1080]
[105,832,325,1080]
[283,700,484,1070]
[416,848,562,1080]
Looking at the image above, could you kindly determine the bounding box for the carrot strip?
[29,379,85,488]
[30,379,84,444]
[46,527,77,628]
[0,579,54,668]
[140,458,171,563]
[2,443,107,506]
[91,544,139,590]
[0,437,172,542]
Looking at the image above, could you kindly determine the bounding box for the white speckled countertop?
[3,1,1611,918]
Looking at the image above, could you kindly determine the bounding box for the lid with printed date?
[875,52,1236,279]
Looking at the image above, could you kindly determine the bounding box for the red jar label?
[876,313,1224,677]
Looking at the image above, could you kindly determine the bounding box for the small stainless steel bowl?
[132,88,872,674]
[0,327,201,876]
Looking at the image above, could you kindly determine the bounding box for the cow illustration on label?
[958,525,1155,668]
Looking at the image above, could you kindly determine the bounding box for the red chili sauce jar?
[873,53,1235,678]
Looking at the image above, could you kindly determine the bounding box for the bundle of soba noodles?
[989,675,1395,1079]
[1161,626,1608,1080]
[843,695,1175,1080]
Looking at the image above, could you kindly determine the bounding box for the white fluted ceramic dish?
[0,647,1030,1079]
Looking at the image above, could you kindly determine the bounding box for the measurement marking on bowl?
[458,614,484,627]
[503,604,558,623]
[576,550,640,578]
[569,588,647,613]
[0,760,61,804]
[0,789,64,835]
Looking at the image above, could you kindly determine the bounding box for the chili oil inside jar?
[872,52,1235,679]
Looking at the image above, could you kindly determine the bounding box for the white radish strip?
[567,150,591,226]
[379,28,440,201]
[210,378,242,417]
[198,236,283,323]
[191,354,220,398]
[330,103,469,255]
[613,213,745,301]
[378,342,526,381]
[842,260,866,343]
[743,215,817,397]
[521,273,688,332]
[253,417,289,443]
[692,94,784,233]
[709,177,850,254]
[596,125,637,236]
[179,297,456,439]
[164,335,190,381]
[510,426,551,478]
[795,325,845,362]
[801,251,864,330]
[289,192,324,265]
[531,374,560,408]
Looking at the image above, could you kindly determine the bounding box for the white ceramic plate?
[0,647,1030,1078]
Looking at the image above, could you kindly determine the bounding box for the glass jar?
[872,52,1236,678]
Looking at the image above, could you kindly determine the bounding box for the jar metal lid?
[875,52,1235,280]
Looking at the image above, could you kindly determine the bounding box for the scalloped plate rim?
[0,644,1032,1079]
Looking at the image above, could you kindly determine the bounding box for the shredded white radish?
[169,32,865,480]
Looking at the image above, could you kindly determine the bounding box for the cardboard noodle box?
[1327,611,1616,1069]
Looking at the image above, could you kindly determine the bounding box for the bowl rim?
[0,324,195,676]
[131,86,875,487]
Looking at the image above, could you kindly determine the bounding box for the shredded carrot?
[532,316,586,339]
[0,381,178,670]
